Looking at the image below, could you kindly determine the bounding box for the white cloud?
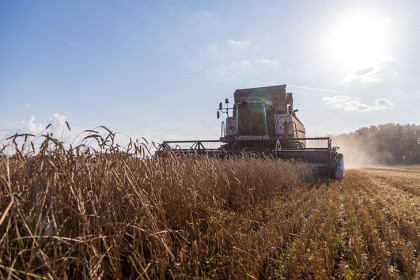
[226,39,249,48]
[24,103,33,108]
[374,98,394,109]
[323,95,352,107]
[203,39,250,60]
[257,58,278,65]
[323,95,394,112]
[343,56,394,82]
[16,113,73,142]
[48,113,68,133]
[201,40,278,77]
[215,58,278,75]
[46,113,77,143]
[344,66,380,82]
[19,116,43,134]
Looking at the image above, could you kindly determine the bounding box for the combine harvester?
[161,85,344,179]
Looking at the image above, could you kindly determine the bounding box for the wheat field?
[0,133,419,279]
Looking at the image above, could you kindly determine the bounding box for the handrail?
[163,137,332,144]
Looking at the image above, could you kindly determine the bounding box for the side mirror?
[293,109,298,113]
[225,98,229,104]
[219,102,222,110]
[217,111,220,119]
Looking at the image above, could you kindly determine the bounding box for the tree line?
[332,123,420,165]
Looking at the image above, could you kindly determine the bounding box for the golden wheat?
[0,132,419,279]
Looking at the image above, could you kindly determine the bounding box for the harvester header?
[161,85,344,179]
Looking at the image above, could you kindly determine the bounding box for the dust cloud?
[331,134,392,169]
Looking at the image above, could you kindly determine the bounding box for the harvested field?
[0,136,419,279]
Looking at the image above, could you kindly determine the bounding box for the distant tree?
[333,123,420,165]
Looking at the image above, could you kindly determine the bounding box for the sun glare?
[329,12,390,69]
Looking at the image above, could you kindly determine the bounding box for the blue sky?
[1,0,419,143]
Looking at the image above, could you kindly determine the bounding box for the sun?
[329,11,390,69]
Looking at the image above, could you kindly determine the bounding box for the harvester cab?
[161,85,344,179]
[218,85,306,149]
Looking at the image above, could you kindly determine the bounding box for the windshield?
[237,102,267,136]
